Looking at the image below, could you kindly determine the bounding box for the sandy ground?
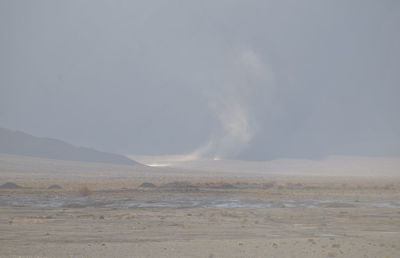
[1,155,400,257]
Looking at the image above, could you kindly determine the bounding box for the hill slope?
[0,128,140,166]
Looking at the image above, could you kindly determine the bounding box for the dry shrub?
[162,181,195,188]
[202,182,237,189]
[263,181,276,189]
[79,185,91,196]
[218,210,241,217]
[383,184,394,190]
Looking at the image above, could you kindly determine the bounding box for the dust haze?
[1,1,400,258]
[1,0,399,161]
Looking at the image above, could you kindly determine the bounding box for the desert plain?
[1,154,400,258]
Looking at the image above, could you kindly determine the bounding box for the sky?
[1,0,399,160]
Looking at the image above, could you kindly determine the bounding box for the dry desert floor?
[0,155,400,257]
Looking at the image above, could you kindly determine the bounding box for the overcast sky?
[1,0,399,160]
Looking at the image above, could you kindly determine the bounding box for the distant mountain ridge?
[0,128,140,166]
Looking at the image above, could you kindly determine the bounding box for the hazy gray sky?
[1,0,399,160]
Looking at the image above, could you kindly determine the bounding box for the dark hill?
[0,128,140,166]
[0,182,23,189]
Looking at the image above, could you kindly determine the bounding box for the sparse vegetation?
[263,181,276,189]
[79,185,91,196]
[218,210,241,217]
